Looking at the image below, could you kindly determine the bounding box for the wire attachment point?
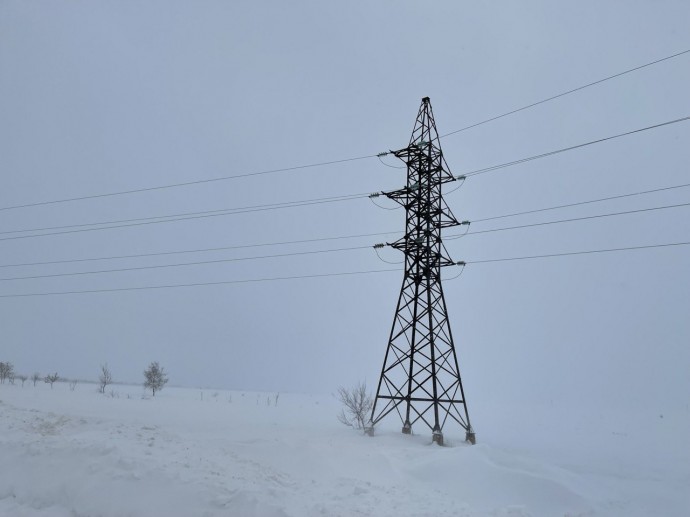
[377,151,389,157]
[369,192,381,198]
[455,261,466,266]
[373,243,386,249]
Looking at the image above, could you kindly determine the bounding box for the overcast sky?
[1,1,689,424]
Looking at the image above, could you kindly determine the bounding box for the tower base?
[432,430,444,446]
[401,421,412,435]
[465,431,476,445]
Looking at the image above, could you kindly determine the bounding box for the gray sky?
[1,1,689,415]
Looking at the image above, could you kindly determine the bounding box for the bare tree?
[17,374,27,387]
[143,362,168,396]
[99,363,112,394]
[337,382,373,430]
[69,380,78,391]
[44,372,59,389]
[0,362,14,384]
[31,372,41,387]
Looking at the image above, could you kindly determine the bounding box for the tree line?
[0,361,168,396]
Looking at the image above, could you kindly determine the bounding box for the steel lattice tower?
[368,97,475,446]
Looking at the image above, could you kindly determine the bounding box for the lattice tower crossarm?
[367,97,475,446]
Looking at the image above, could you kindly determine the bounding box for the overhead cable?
[0,194,368,242]
[2,114,685,218]
[0,245,372,283]
[5,179,689,261]
[440,48,690,137]
[471,181,690,223]
[447,200,690,239]
[0,154,378,212]
[6,180,690,264]
[0,230,401,269]
[6,158,688,242]
[464,241,690,264]
[0,192,368,238]
[461,116,690,179]
[2,240,689,298]
[4,45,689,215]
[0,268,400,298]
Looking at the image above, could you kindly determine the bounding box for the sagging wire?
[373,243,403,265]
[369,192,400,211]
[444,175,467,196]
[444,261,466,282]
[444,221,472,240]
[377,154,405,169]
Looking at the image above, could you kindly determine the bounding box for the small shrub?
[143,362,168,396]
[99,363,112,394]
[44,373,59,389]
[337,382,373,430]
[0,362,14,384]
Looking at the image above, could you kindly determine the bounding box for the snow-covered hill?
[1,383,687,516]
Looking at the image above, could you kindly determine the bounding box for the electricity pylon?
[368,97,475,446]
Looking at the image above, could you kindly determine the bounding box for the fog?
[1,1,689,416]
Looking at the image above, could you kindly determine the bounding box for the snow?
[1,383,688,516]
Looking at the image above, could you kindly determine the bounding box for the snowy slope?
[1,383,688,517]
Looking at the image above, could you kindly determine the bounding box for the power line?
[3,46,688,215]
[460,116,690,179]
[6,181,688,267]
[3,114,685,224]
[440,48,690,137]
[470,182,690,223]
[0,154,378,213]
[0,245,372,282]
[0,230,400,269]
[6,180,689,265]
[3,239,689,298]
[448,200,690,239]
[374,246,403,265]
[0,194,368,242]
[7,125,688,241]
[0,268,400,298]
[0,192,369,237]
[464,241,690,264]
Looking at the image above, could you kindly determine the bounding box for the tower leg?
[432,426,444,446]
[401,421,412,434]
[465,428,476,444]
